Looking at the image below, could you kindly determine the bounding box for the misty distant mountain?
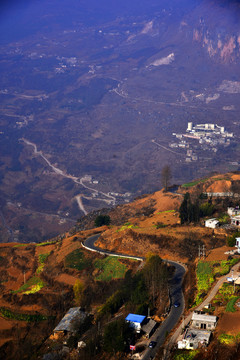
[0,0,240,242]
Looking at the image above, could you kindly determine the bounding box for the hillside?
[1,172,240,359]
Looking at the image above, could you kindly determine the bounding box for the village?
[170,122,234,164]
[44,203,240,359]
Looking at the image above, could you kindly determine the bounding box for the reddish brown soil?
[55,273,79,286]
[206,180,232,193]
[217,311,240,335]
[0,172,239,358]
[205,246,233,261]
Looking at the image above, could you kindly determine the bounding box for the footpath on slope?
[165,260,240,352]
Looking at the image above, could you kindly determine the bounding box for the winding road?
[20,138,116,215]
[83,233,240,359]
[83,233,186,360]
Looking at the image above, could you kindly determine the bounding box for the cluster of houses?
[178,312,217,350]
[228,206,240,227]
[170,122,233,162]
[50,310,157,350]
[205,206,240,231]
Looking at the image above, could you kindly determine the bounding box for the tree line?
[179,192,215,224]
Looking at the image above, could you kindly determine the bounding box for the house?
[53,307,87,339]
[141,319,157,338]
[231,216,240,227]
[235,237,240,254]
[205,218,220,229]
[125,314,146,333]
[228,207,240,216]
[178,328,211,350]
[191,312,217,330]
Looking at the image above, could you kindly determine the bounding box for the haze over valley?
[0,0,240,242]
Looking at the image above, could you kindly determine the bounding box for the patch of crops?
[173,350,199,360]
[117,223,138,232]
[13,276,45,294]
[194,259,239,306]
[94,257,127,281]
[65,249,90,271]
[37,253,50,274]
[0,307,53,322]
[218,333,239,345]
[182,178,208,188]
[226,296,239,312]
[36,240,57,247]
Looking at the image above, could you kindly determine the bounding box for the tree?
[94,214,111,227]
[179,193,201,224]
[103,319,132,354]
[227,232,239,247]
[143,254,168,306]
[73,279,84,306]
[161,165,172,191]
[179,192,191,224]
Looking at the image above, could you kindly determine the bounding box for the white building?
[228,207,240,216]
[205,218,220,229]
[231,215,240,227]
[235,237,240,254]
[125,314,146,333]
[178,328,211,350]
[191,312,217,330]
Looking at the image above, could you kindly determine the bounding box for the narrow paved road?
[167,261,240,351]
[83,234,186,360]
[83,233,144,261]
[84,234,240,359]
[20,138,117,215]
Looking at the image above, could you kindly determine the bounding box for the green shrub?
[199,202,215,217]
[218,213,230,225]
[226,232,240,247]
[174,350,199,360]
[94,215,110,227]
[218,333,236,345]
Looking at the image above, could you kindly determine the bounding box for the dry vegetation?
[1,172,240,359]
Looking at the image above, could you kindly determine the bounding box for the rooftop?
[141,319,157,335]
[125,314,146,324]
[192,312,217,323]
[184,328,211,343]
[54,307,87,333]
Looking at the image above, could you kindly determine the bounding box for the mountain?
[0,0,240,243]
[1,171,240,359]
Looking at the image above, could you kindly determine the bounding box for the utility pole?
[202,245,206,258]
[199,245,206,259]
[198,245,201,258]
[182,315,185,331]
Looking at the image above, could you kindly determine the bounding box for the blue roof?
[125,313,146,323]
